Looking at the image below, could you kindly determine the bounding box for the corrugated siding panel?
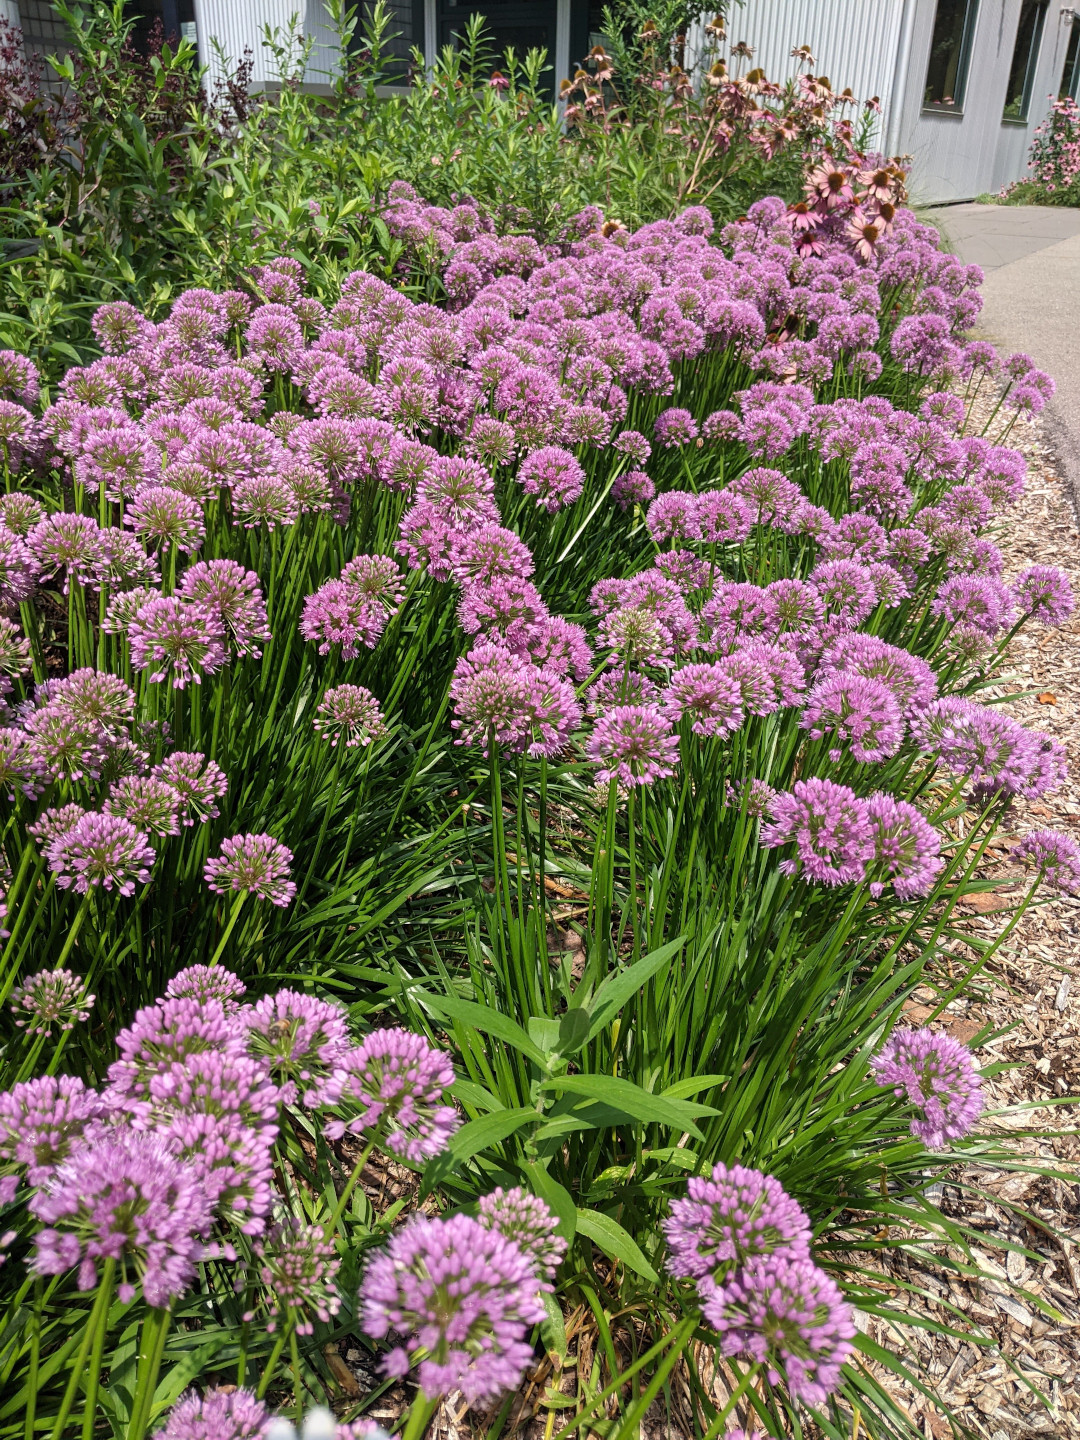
[897,0,1068,202]
[193,0,343,89]
[689,0,904,148]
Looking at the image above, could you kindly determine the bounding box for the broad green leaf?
[556,1007,591,1055]
[585,937,685,1039]
[575,1208,659,1283]
[523,1162,577,1242]
[417,991,548,1067]
[661,1074,728,1100]
[539,1073,717,1140]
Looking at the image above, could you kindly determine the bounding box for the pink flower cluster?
[665,1163,854,1406]
[0,967,458,1310]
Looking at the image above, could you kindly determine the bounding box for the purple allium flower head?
[46,812,154,896]
[28,804,88,847]
[126,487,205,553]
[326,1027,458,1161]
[458,577,548,648]
[701,409,740,443]
[0,349,41,404]
[165,964,247,1010]
[1013,829,1080,892]
[245,990,351,1105]
[477,1187,567,1281]
[514,614,592,682]
[128,595,226,688]
[205,834,296,906]
[612,429,651,464]
[245,1219,342,1335]
[694,490,753,546]
[586,704,680,788]
[800,674,904,764]
[729,467,803,527]
[810,559,878,625]
[516,446,585,512]
[23,700,107,784]
[0,727,42,800]
[717,642,805,714]
[653,407,699,448]
[151,751,228,825]
[871,1027,983,1148]
[466,416,517,468]
[30,1128,212,1306]
[664,1163,811,1285]
[1013,565,1074,626]
[911,698,1066,803]
[10,968,95,1036]
[0,1075,106,1183]
[761,779,873,887]
[105,996,247,1105]
[821,633,937,709]
[178,560,271,659]
[647,491,701,544]
[246,304,304,370]
[451,523,534,585]
[418,454,497,527]
[611,470,655,510]
[105,775,182,837]
[764,579,824,636]
[864,793,944,900]
[359,1212,546,1404]
[232,474,299,529]
[931,575,1015,636]
[664,663,744,738]
[700,1254,855,1406]
[28,513,101,595]
[0,492,45,536]
[314,684,387,749]
[587,670,658,715]
[300,579,386,656]
[154,1389,269,1440]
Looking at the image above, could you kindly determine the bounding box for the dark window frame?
[1003,0,1049,122]
[1060,12,1080,99]
[922,0,980,114]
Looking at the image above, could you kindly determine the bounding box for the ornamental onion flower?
[359,1213,546,1404]
[244,1219,342,1335]
[46,812,154,896]
[586,703,680,788]
[151,751,228,825]
[204,833,296,907]
[9,968,95,1035]
[325,1027,457,1161]
[700,1254,855,1407]
[664,1163,812,1285]
[313,684,387,749]
[761,779,873,887]
[871,1027,983,1148]
[154,1388,270,1440]
[477,1187,567,1281]
[0,1075,106,1183]
[30,1128,213,1306]
[1013,829,1080,892]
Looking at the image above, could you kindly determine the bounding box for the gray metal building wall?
[894,0,1070,202]
[705,0,905,154]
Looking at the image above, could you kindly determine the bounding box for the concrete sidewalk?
[926,203,1080,509]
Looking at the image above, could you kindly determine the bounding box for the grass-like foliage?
[0,167,1075,1439]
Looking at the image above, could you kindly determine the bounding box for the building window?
[1003,0,1048,120]
[1061,14,1080,99]
[923,0,979,110]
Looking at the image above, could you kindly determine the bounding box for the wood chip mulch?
[860,412,1080,1440]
